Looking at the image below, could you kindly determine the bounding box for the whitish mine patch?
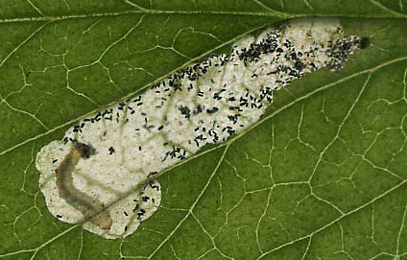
[36,18,363,239]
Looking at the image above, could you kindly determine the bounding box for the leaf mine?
[35,18,363,239]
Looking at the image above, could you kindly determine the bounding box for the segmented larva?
[35,19,364,239]
[55,142,112,230]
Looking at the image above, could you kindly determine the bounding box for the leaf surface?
[0,1,407,259]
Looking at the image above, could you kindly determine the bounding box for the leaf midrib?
[1,3,406,156]
[1,9,407,158]
[1,8,407,25]
[1,10,406,258]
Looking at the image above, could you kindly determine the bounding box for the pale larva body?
[55,142,112,230]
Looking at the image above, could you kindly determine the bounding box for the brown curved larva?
[55,142,112,230]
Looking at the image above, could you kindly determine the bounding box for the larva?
[55,142,112,230]
[35,18,363,239]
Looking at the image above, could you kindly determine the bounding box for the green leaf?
[1,1,407,259]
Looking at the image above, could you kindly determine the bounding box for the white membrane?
[36,19,361,239]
